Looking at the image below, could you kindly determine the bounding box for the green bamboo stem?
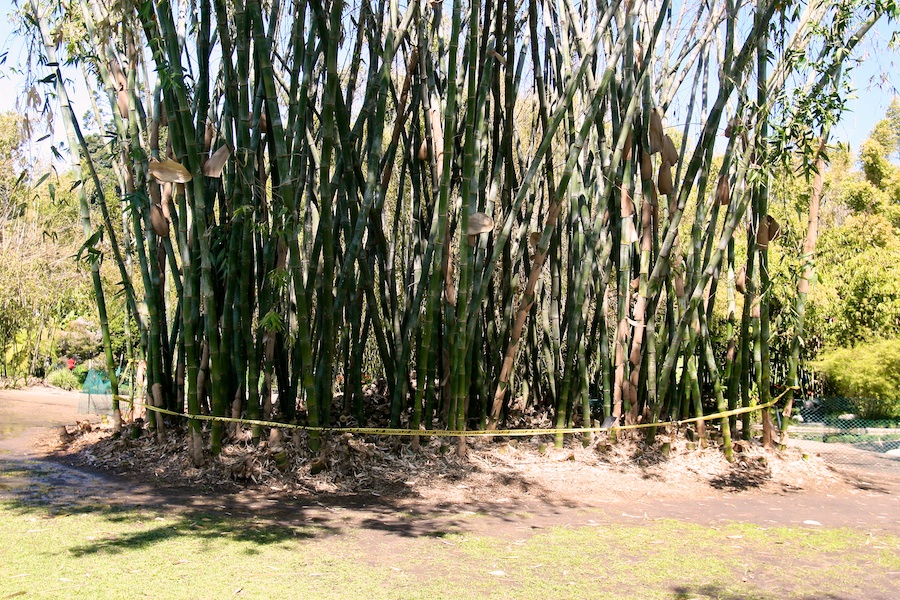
[755,0,774,449]
[139,0,226,451]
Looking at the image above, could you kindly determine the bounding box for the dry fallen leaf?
[649,108,664,154]
[149,159,192,184]
[203,145,232,178]
[150,204,169,237]
[468,212,494,235]
[661,134,679,165]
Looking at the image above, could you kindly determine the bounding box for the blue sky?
[831,17,900,150]
[0,0,897,158]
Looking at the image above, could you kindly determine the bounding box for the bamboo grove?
[23,0,897,462]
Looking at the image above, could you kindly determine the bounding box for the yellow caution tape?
[118,388,791,438]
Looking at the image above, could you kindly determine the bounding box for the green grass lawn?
[1,489,898,600]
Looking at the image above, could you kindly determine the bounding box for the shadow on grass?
[0,462,330,557]
[671,584,852,600]
[62,509,321,557]
[0,448,576,552]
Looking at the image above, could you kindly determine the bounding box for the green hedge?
[813,339,900,419]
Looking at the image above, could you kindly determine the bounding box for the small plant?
[46,368,81,391]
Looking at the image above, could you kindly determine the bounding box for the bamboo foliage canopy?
[22,0,899,459]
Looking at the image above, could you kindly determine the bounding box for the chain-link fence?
[789,397,900,470]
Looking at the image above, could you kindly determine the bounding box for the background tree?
[0,132,99,381]
[804,109,900,349]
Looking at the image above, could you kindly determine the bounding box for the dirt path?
[0,388,100,454]
[793,437,900,480]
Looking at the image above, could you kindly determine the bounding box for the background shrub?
[73,363,89,384]
[46,369,81,391]
[813,339,900,419]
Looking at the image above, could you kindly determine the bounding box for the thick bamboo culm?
[28,0,886,461]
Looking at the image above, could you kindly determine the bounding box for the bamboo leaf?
[75,228,104,263]
[260,310,285,334]
[31,171,50,189]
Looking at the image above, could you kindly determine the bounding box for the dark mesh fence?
[789,397,900,467]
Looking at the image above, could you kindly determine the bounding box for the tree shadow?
[63,510,321,557]
[0,445,583,553]
[671,584,851,600]
[708,459,772,491]
[827,464,895,494]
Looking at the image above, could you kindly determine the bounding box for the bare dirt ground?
[1,387,897,538]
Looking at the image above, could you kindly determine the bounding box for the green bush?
[46,369,81,391]
[813,339,900,419]
[73,363,89,384]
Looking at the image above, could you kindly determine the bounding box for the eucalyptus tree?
[22,0,897,463]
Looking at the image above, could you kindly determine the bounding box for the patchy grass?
[393,519,899,599]
[0,499,470,600]
[0,497,897,600]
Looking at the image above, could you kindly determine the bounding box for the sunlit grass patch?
[0,499,897,599]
